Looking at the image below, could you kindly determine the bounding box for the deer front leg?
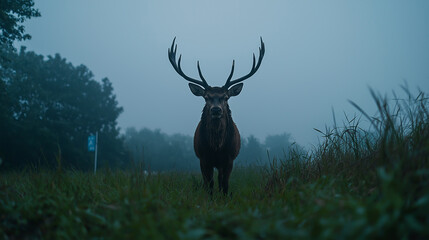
[200,160,214,195]
[218,168,224,192]
[220,162,233,195]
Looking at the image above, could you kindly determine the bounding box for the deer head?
[168,37,265,119]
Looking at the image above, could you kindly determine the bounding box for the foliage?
[0,47,128,170]
[0,0,40,46]
[0,0,40,65]
[1,0,40,142]
[265,85,429,237]
[266,85,428,190]
[1,86,427,239]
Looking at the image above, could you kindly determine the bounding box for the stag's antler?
[168,37,209,89]
[223,37,265,89]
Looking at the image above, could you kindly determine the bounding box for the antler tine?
[197,61,209,87]
[225,60,235,84]
[223,37,265,89]
[168,38,209,88]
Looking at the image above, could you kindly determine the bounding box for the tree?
[0,0,40,47]
[1,0,40,148]
[123,128,199,171]
[264,133,305,160]
[237,135,266,166]
[264,133,293,159]
[0,47,128,170]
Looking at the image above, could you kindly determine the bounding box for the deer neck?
[201,105,232,151]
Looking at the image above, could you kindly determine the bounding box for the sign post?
[88,132,98,173]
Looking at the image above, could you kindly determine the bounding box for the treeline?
[123,127,303,171]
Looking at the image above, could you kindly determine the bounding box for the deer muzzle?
[210,106,223,119]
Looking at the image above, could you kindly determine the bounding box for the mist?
[19,0,429,146]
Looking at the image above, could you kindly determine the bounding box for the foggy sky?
[20,1,429,146]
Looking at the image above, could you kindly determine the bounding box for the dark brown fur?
[194,103,240,195]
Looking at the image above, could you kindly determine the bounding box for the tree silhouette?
[0,47,127,169]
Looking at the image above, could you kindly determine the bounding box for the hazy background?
[19,0,429,146]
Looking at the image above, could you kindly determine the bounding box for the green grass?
[1,86,429,239]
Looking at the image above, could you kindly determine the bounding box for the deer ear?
[188,83,205,96]
[228,83,243,97]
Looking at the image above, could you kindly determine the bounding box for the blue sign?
[88,135,96,152]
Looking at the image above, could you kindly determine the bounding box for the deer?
[168,38,265,195]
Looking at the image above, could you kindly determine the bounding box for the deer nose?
[211,107,222,115]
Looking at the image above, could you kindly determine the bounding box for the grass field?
[1,87,428,239]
